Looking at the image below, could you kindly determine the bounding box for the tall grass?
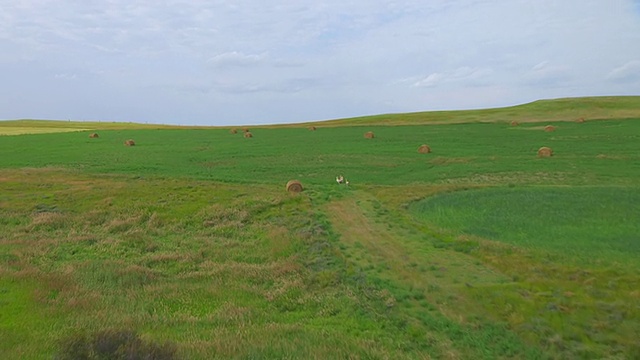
[0,171,444,358]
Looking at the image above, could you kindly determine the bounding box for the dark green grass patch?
[405,186,640,358]
[411,186,640,265]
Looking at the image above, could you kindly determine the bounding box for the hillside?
[2,96,639,134]
[306,95,640,127]
[1,96,639,359]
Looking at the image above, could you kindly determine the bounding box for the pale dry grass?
[437,171,569,185]
[0,127,91,135]
[265,226,295,258]
[596,154,630,160]
[429,157,473,165]
[211,302,255,324]
[30,212,66,228]
[189,260,301,282]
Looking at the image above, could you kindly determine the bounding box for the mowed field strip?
[1,96,639,359]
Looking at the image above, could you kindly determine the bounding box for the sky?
[1,0,639,126]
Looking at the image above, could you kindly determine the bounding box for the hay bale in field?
[230,128,238,134]
[418,144,431,154]
[544,125,556,132]
[242,127,250,133]
[244,132,253,138]
[89,133,99,138]
[308,126,316,131]
[286,180,303,193]
[575,117,585,123]
[537,146,553,157]
[364,131,375,139]
[124,139,135,146]
[510,121,519,126]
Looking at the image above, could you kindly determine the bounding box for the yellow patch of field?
[0,127,91,135]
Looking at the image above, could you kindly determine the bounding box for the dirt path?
[325,192,508,291]
[325,192,518,358]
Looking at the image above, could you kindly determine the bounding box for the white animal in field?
[336,175,344,184]
[345,180,350,186]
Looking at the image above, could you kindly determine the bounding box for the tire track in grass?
[326,193,542,359]
[326,193,508,292]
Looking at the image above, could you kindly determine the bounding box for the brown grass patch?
[30,212,67,230]
[89,133,99,138]
[437,171,568,185]
[418,144,431,154]
[124,139,135,146]
[286,180,303,193]
[537,146,553,157]
[105,215,144,233]
[429,157,471,165]
[544,125,556,132]
[364,131,375,139]
[596,154,628,160]
[187,260,301,284]
[212,302,255,325]
[510,121,519,126]
[243,132,253,138]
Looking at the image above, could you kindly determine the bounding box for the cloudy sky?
[1,0,639,125]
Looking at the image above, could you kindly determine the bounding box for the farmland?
[1,96,639,359]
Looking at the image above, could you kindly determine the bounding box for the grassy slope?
[307,95,640,126]
[1,96,640,359]
[2,96,640,133]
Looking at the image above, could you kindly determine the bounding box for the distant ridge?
[303,96,640,127]
[2,96,639,132]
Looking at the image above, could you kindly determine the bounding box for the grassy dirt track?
[1,96,639,359]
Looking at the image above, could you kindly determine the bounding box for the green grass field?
[1,96,639,359]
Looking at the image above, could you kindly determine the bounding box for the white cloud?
[208,51,267,67]
[53,73,77,80]
[413,67,493,88]
[523,61,572,86]
[607,60,640,82]
[414,73,445,88]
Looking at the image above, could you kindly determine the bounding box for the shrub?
[56,329,178,360]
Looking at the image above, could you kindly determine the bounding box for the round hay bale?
[89,133,99,138]
[418,144,431,154]
[575,117,585,123]
[124,139,135,146]
[537,146,553,157]
[286,180,303,193]
[244,132,253,138]
[308,126,316,131]
[364,131,375,139]
[242,127,250,133]
[510,121,519,126]
[230,128,238,134]
[544,125,556,132]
